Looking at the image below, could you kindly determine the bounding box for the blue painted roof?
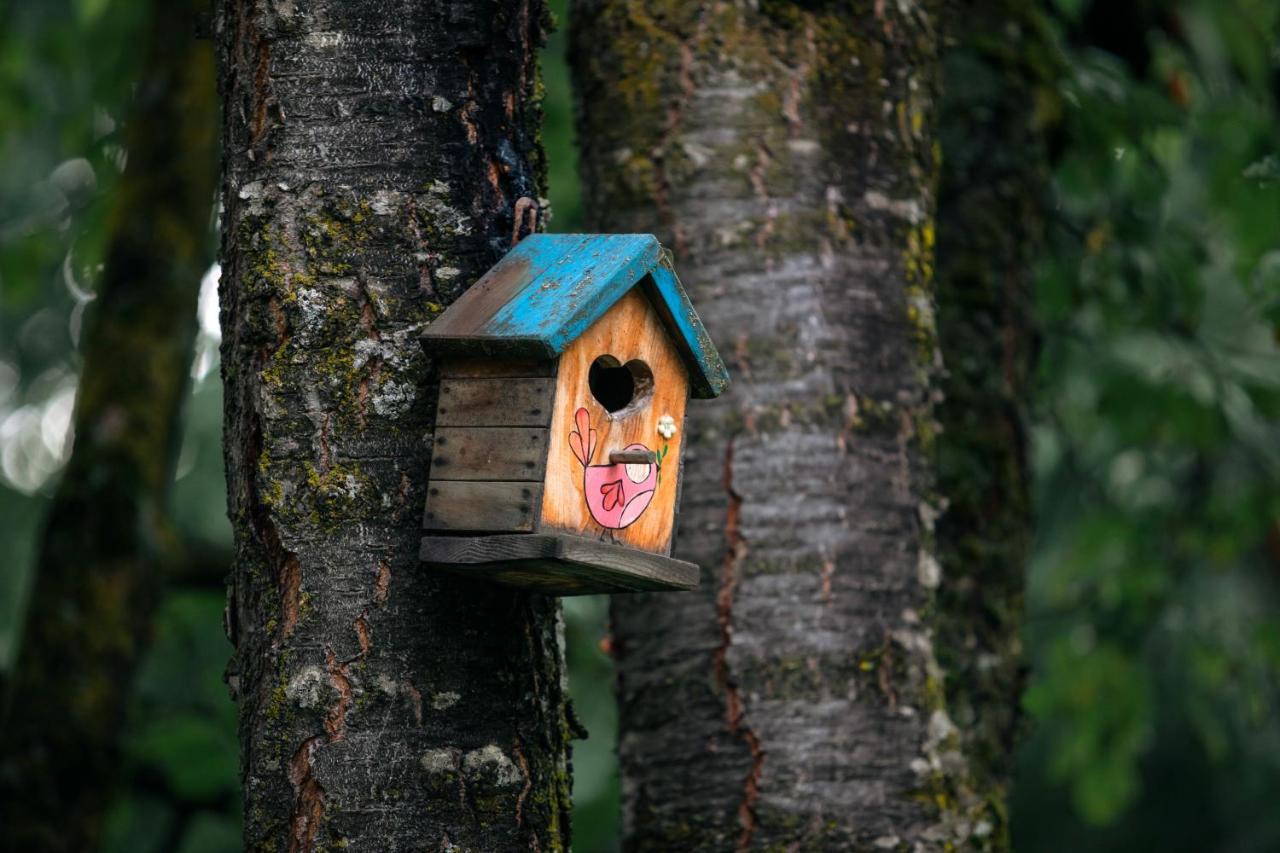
[422,234,729,398]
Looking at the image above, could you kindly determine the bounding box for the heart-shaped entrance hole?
[588,355,654,415]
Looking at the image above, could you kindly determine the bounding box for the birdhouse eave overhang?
[421,234,729,398]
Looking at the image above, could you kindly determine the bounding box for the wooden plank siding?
[440,358,556,379]
[423,482,543,533]
[429,427,548,481]
[436,379,555,427]
[423,365,557,534]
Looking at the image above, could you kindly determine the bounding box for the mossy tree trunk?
[572,0,1039,849]
[933,0,1049,831]
[216,1,573,850]
[0,1,219,848]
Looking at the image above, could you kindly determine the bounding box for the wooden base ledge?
[419,533,700,595]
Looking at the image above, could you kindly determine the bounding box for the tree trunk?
[216,1,572,850]
[933,0,1048,835]
[572,1,1023,849]
[0,1,219,848]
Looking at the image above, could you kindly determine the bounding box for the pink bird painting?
[569,407,658,537]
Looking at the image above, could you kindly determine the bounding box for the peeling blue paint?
[423,234,729,398]
[643,259,730,399]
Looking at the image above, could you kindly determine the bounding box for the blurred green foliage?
[1014,1,1280,849]
[0,0,1276,850]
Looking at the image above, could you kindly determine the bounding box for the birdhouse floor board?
[436,379,555,427]
[429,427,548,481]
[423,482,543,533]
[418,533,700,595]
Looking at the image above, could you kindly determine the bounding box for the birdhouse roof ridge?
[422,233,729,398]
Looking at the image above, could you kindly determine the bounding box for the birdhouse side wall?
[422,359,557,533]
[538,288,690,555]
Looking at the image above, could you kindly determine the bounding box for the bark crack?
[353,611,371,657]
[513,737,533,832]
[373,559,391,606]
[780,22,815,138]
[286,631,367,850]
[405,196,440,296]
[323,646,354,741]
[749,142,777,255]
[713,437,765,851]
[233,0,277,158]
[287,735,324,853]
[280,554,302,640]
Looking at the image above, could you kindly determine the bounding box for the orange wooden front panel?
[539,289,689,555]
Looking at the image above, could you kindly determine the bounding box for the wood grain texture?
[436,378,555,426]
[440,358,556,378]
[430,427,548,481]
[538,289,689,555]
[423,481,543,532]
[420,533,699,594]
[641,259,730,398]
[422,234,729,397]
[609,449,656,464]
[421,233,658,343]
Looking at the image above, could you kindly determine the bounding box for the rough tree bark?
[573,1,1030,849]
[0,1,219,848]
[216,1,572,850]
[932,0,1048,838]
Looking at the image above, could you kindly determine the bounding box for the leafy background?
[0,0,1276,850]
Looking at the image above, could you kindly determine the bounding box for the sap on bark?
[418,233,729,596]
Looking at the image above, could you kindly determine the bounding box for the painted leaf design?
[570,407,594,466]
[600,479,624,511]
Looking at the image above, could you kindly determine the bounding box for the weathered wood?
[420,234,728,398]
[538,290,690,555]
[420,533,700,595]
[609,449,656,464]
[436,378,555,427]
[640,262,729,399]
[429,427,548,481]
[423,481,542,532]
[440,358,556,379]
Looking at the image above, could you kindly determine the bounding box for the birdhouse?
[418,234,728,595]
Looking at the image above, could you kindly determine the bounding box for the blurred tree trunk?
[0,0,219,849]
[216,1,572,850]
[572,0,1043,849]
[932,0,1049,830]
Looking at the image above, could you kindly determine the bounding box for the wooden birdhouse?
[418,234,728,595]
